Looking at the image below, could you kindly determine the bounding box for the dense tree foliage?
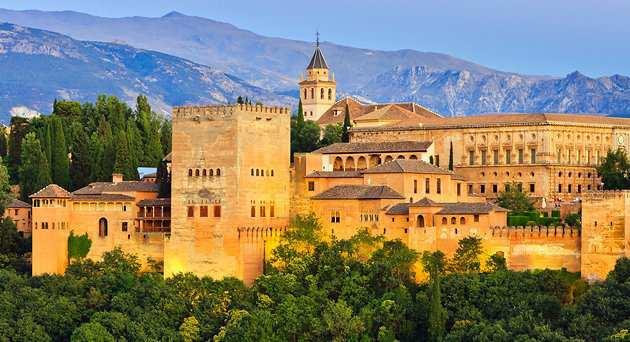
[598,149,630,190]
[0,212,629,340]
[291,101,345,155]
[7,95,171,199]
[497,181,534,213]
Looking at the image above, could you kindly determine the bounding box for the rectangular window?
[468,151,475,165]
[530,149,536,163]
[260,206,266,217]
[187,206,194,218]
[517,183,523,192]
[481,150,487,165]
[214,205,221,217]
[587,150,591,165]
[568,184,572,193]
[270,205,275,217]
[518,149,524,164]
[492,184,498,193]
[468,184,473,195]
[505,183,511,191]
[435,155,440,167]
[505,150,511,164]
[308,181,315,192]
[200,206,208,217]
[474,214,479,222]
[529,183,535,193]
[425,178,430,194]
[457,183,461,196]
[122,222,128,232]
[557,149,562,163]
[437,178,441,194]
[558,184,562,193]
[480,184,485,194]
[577,184,582,193]
[251,206,256,217]
[414,180,418,194]
[493,150,499,165]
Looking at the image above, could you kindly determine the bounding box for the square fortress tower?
[165,104,290,283]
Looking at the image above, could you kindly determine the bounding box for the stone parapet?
[490,226,580,239]
[173,104,289,121]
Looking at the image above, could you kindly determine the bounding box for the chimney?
[112,173,124,184]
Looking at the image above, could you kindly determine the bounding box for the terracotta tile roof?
[313,141,432,154]
[362,159,451,175]
[385,203,410,215]
[30,184,71,198]
[375,113,630,130]
[451,173,467,181]
[7,198,31,208]
[312,185,404,200]
[71,194,135,202]
[73,181,159,195]
[317,97,441,126]
[137,198,171,206]
[353,104,418,122]
[305,171,363,178]
[410,197,440,207]
[437,202,508,215]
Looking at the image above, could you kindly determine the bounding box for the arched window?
[345,156,355,171]
[333,157,344,171]
[357,156,367,170]
[460,217,466,225]
[195,169,200,176]
[251,168,254,176]
[271,170,274,176]
[328,88,332,100]
[256,169,259,176]
[417,215,425,228]
[441,217,447,224]
[310,88,314,99]
[409,155,418,160]
[216,168,221,176]
[98,218,108,237]
[209,169,214,176]
[397,155,405,160]
[202,169,207,176]
[188,169,193,177]
[320,88,324,99]
[303,88,307,99]
[385,155,393,163]
[451,217,456,224]
[429,156,434,164]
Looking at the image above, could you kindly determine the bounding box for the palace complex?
[28,43,630,283]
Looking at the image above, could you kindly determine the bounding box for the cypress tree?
[50,117,70,188]
[160,121,172,155]
[113,131,138,180]
[145,120,163,166]
[88,133,106,181]
[448,141,454,171]
[69,122,92,190]
[19,133,52,201]
[422,251,447,342]
[296,99,305,131]
[96,117,115,180]
[0,129,7,157]
[8,116,30,181]
[126,119,142,170]
[341,102,351,143]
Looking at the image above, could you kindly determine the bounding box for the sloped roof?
[305,171,363,178]
[410,197,440,207]
[73,181,159,195]
[7,198,31,208]
[362,159,451,175]
[312,185,404,200]
[316,97,441,126]
[385,203,410,215]
[71,194,135,202]
[138,198,171,206]
[313,141,432,154]
[354,104,419,122]
[30,184,71,198]
[307,46,329,69]
[437,202,508,215]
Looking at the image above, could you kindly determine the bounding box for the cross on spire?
[316,30,320,47]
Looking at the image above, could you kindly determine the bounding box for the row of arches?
[332,154,420,171]
[303,87,333,101]
[415,215,467,228]
[188,168,222,177]
[250,169,275,177]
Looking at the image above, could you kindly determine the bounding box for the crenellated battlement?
[489,225,580,239]
[582,190,630,201]
[172,104,290,122]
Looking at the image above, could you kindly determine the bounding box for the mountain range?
[0,8,629,120]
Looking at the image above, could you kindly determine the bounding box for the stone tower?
[298,35,336,121]
[165,104,291,284]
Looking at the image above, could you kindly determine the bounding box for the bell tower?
[298,33,336,121]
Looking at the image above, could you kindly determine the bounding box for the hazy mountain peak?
[162,11,185,18]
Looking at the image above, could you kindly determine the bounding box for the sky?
[2,0,630,77]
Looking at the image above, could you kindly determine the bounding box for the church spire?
[307,31,328,70]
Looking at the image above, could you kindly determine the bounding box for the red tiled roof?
[71,194,135,202]
[312,185,404,200]
[73,181,159,195]
[30,184,71,198]
[362,159,451,175]
[317,97,441,126]
[313,141,432,154]
[7,198,31,208]
[305,171,363,178]
[137,198,171,206]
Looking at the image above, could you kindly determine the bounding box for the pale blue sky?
[2,0,629,77]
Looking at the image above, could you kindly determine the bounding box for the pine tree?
[50,117,70,188]
[448,141,454,171]
[236,96,244,104]
[19,133,52,201]
[341,102,351,143]
[69,122,92,190]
